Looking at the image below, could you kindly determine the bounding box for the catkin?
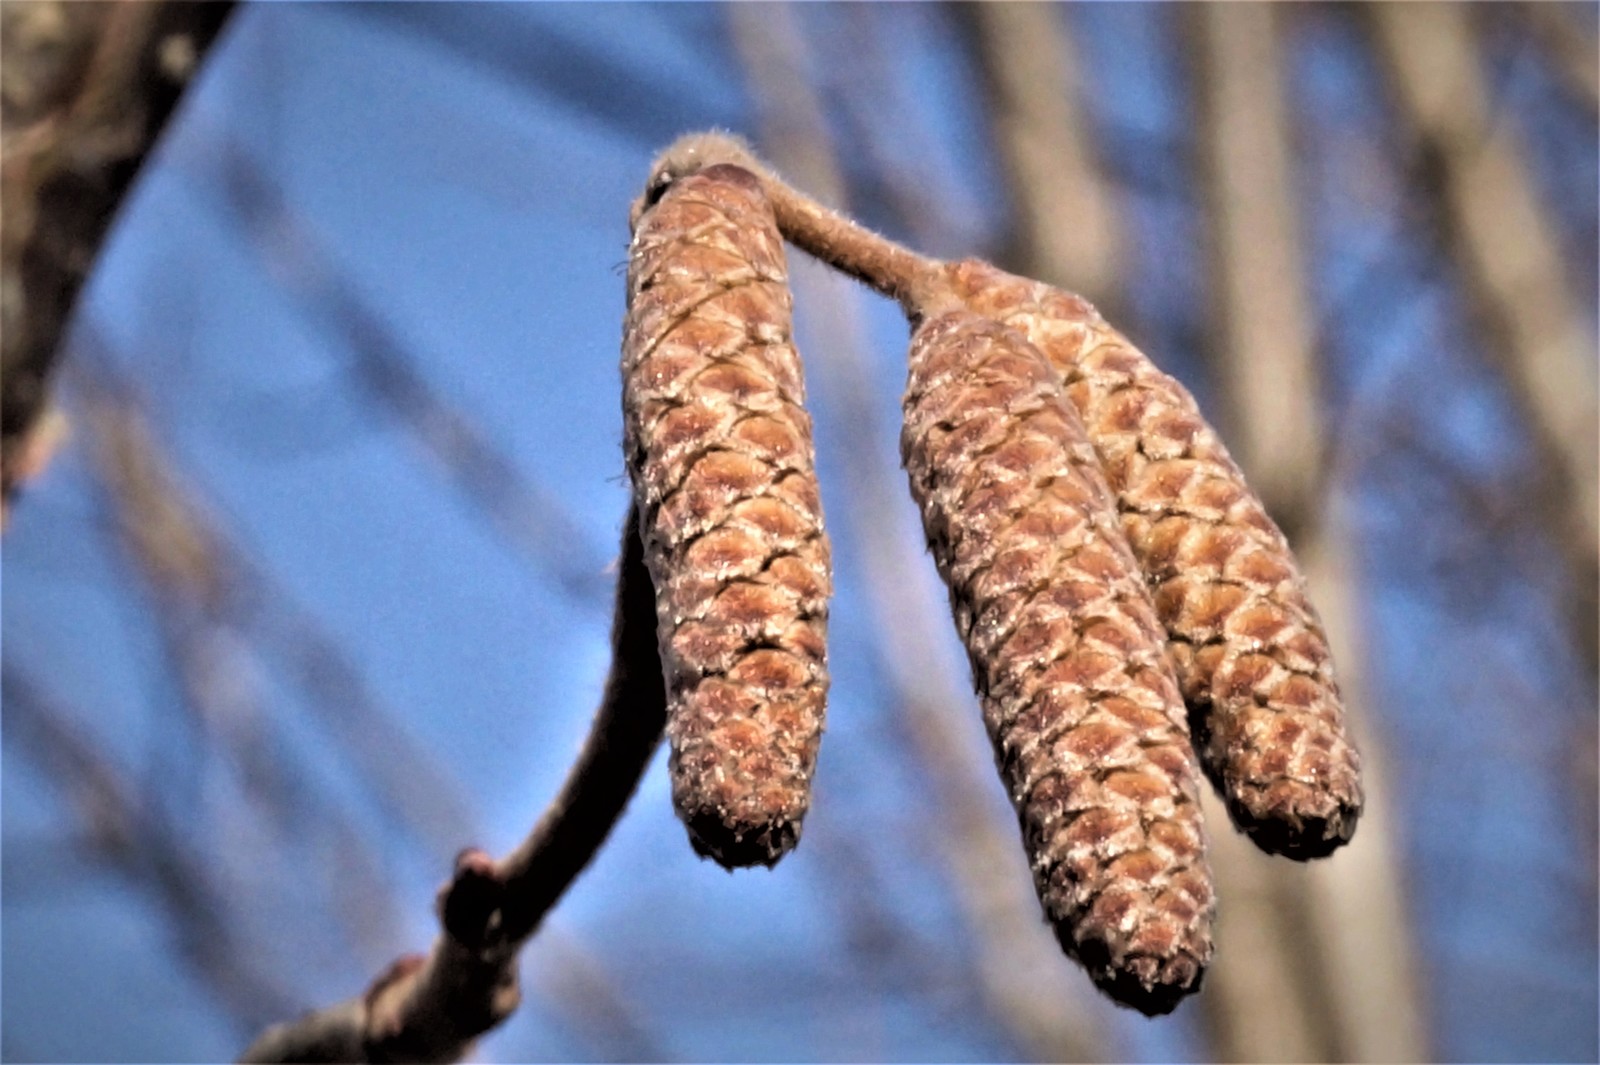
[945,259,1363,859]
[621,164,831,869]
[901,308,1214,1015]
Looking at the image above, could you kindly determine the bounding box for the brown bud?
[622,164,831,868]
[945,259,1363,859]
[901,309,1213,1014]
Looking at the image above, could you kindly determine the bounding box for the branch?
[1187,12,1427,1060]
[239,505,666,1063]
[1,0,236,516]
[1191,3,1322,535]
[1518,2,1600,117]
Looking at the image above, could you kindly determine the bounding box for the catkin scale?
[623,164,831,869]
[944,259,1363,859]
[901,309,1214,1015]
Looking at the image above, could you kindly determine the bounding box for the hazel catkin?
[621,163,831,869]
[944,259,1363,859]
[901,308,1214,1014]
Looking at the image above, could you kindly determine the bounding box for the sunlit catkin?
[945,259,1363,859]
[901,308,1213,1015]
[622,164,831,869]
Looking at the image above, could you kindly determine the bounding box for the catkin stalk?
[901,308,1214,1014]
[945,259,1363,859]
[622,164,831,869]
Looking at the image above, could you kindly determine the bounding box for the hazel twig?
[639,131,935,312]
[239,509,667,1063]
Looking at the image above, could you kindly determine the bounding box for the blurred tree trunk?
[1369,2,1598,670]
[960,2,1125,316]
[1191,6,1428,1061]
[1519,2,1599,118]
[1193,3,1321,537]
[1370,0,1599,980]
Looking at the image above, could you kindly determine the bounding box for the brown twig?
[639,131,934,311]
[1,0,236,516]
[239,506,667,1063]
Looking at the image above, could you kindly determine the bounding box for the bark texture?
[901,309,1213,1015]
[945,259,1362,859]
[1,0,235,512]
[623,164,831,868]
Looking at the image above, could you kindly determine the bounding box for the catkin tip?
[1230,789,1362,861]
[633,130,767,230]
[1081,948,1205,1016]
[684,809,801,870]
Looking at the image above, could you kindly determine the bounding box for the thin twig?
[239,507,666,1063]
[640,131,935,311]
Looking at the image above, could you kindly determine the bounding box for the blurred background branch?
[2,0,236,513]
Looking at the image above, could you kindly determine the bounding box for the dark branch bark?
[1,0,236,514]
[239,506,667,1064]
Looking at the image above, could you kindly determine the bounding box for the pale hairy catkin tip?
[901,309,1214,1014]
[624,163,832,871]
[631,130,768,232]
[941,258,1364,861]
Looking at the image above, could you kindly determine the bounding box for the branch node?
[437,848,507,950]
